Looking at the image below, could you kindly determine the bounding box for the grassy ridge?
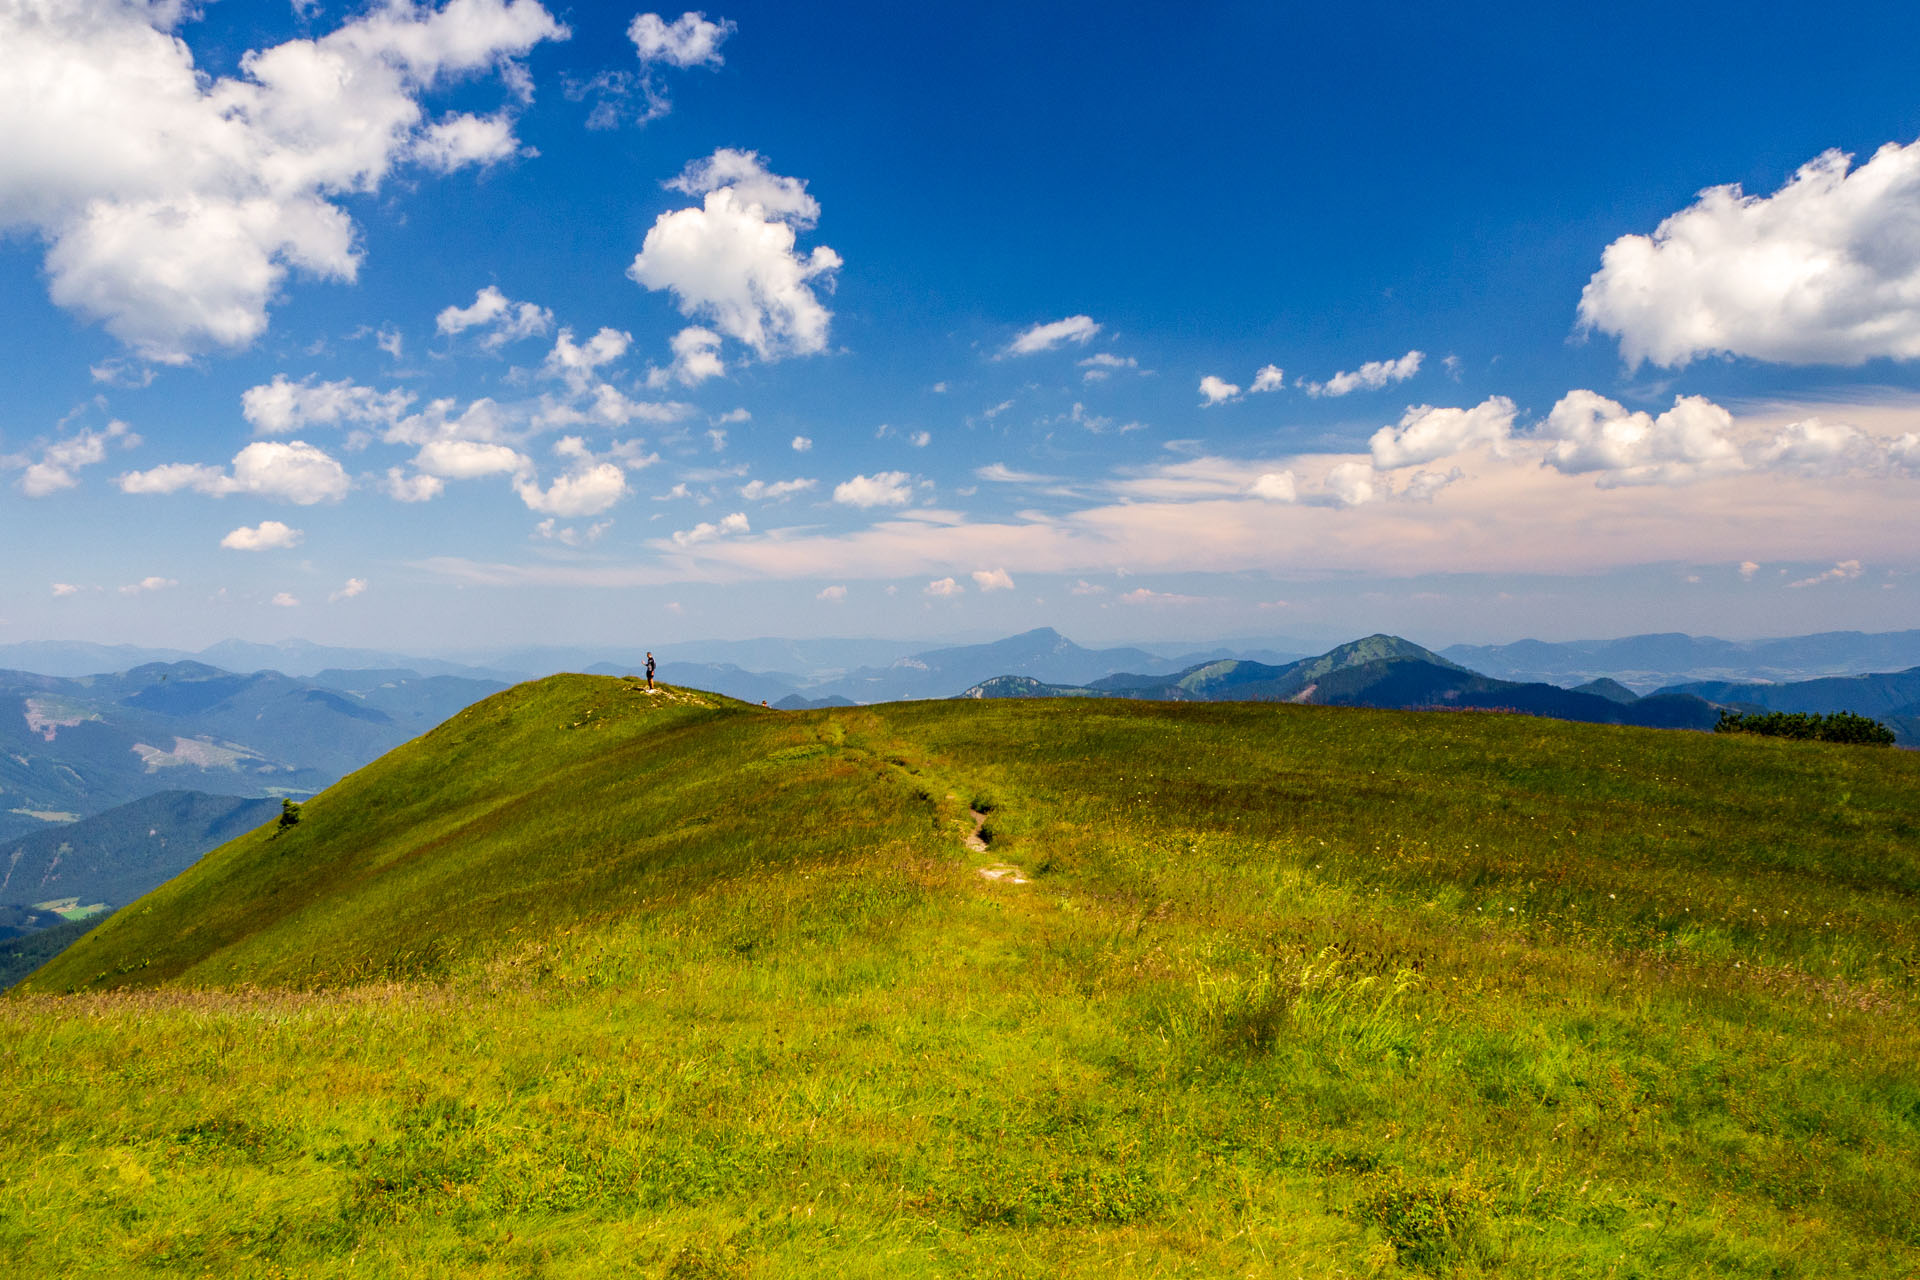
[5,680,1918,1276]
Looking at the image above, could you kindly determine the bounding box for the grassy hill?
[6,678,1919,1276]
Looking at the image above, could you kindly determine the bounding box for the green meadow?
[5,677,1917,1276]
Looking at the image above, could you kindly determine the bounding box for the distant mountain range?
[1443,630,1920,690]
[0,638,514,681]
[0,662,504,841]
[14,626,1920,696]
[963,635,1725,732]
[1657,669,1920,744]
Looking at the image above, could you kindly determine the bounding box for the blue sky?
[5,0,1920,654]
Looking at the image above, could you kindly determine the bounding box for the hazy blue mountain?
[1572,678,1640,704]
[810,627,1195,703]
[1152,646,1309,669]
[1083,635,1460,701]
[1,790,280,910]
[656,636,932,679]
[0,639,508,681]
[773,693,859,710]
[0,663,503,839]
[1444,630,1920,689]
[483,639,928,681]
[297,670,509,736]
[1657,667,1920,745]
[192,639,508,680]
[958,676,1104,700]
[965,636,1721,733]
[0,641,195,676]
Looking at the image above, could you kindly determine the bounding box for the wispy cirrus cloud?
[12,419,138,496]
[1005,315,1100,356]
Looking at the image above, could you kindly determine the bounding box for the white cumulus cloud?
[1535,390,1740,486]
[271,592,300,607]
[383,467,445,502]
[119,440,350,504]
[1249,471,1297,502]
[545,326,632,389]
[411,110,520,172]
[1198,375,1241,406]
[816,584,846,602]
[833,471,912,508]
[1304,350,1424,397]
[514,459,629,517]
[1580,140,1920,368]
[740,477,815,501]
[242,374,413,435]
[1756,418,1880,475]
[1323,461,1378,506]
[651,324,726,386]
[672,511,748,545]
[1400,467,1464,502]
[533,518,611,547]
[119,575,176,594]
[791,435,813,452]
[628,149,841,361]
[0,0,567,363]
[924,576,963,597]
[414,439,528,479]
[435,285,552,348]
[971,568,1014,591]
[629,11,734,67]
[1369,396,1517,469]
[1251,364,1284,393]
[330,576,368,602]
[220,520,304,550]
[570,11,734,128]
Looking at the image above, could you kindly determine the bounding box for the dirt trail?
[965,806,1029,884]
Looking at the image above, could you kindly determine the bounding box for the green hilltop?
[7,676,1920,1276]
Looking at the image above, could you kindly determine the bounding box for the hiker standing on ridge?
[645,652,655,690]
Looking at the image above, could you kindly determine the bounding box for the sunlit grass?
[4,682,1916,1275]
